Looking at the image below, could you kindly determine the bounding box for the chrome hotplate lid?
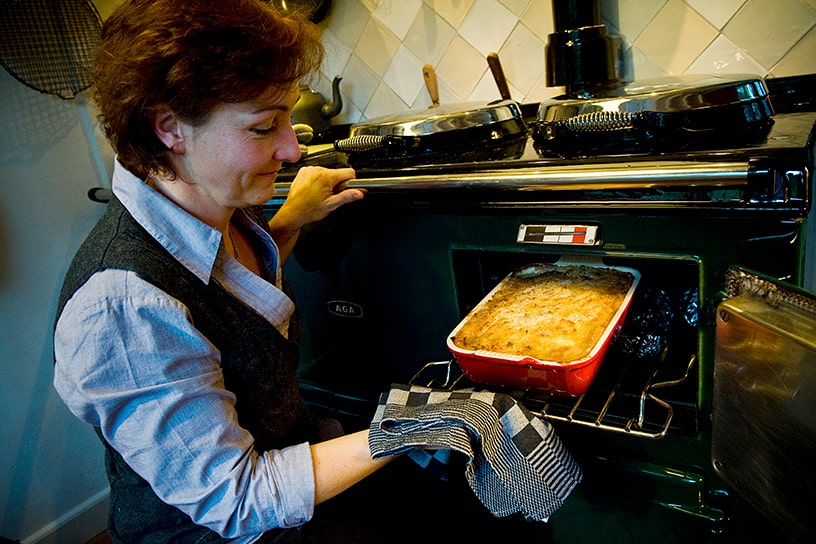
[538,74,771,121]
[282,111,815,176]
[533,74,775,155]
[347,99,524,138]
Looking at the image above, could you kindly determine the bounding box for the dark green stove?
[266,93,816,543]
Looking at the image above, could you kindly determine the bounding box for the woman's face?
[170,82,302,215]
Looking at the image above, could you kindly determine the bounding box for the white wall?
[0,66,112,543]
[1,1,119,541]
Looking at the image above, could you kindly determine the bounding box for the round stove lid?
[349,99,525,138]
[537,74,771,122]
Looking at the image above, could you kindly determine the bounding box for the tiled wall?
[313,0,816,126]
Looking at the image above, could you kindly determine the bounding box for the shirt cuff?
[265,442,315,527]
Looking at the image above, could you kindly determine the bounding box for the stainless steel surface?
[538,74,770,122]
[274,160,749,194]
[345,99,524,138]
[713,269,816,543]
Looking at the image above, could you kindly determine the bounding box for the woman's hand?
[268,166,364,261]
[282,166,362,228]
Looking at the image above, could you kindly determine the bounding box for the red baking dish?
[447,260,640,396]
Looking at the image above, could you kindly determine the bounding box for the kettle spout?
[321,76,343,119]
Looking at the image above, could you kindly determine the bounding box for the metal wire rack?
[410,352,697,439]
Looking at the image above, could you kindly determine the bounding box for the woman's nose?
[276,124,303,163]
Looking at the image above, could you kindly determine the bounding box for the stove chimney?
[546,0,623,97]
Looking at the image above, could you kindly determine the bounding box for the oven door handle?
[274,160,749,195]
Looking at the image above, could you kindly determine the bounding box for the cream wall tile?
[687,35,765,76]
[382,44,426,103]
[437,35,488,99]
[724,0,815,68]
[770,26,816,77]
[403,4,456,66]
[603,0,667,42]
[335,96,363,126]
[315,0,816,123]
[617,42,636,82]
[635,0,717,74]
[520,0,555,42]
[324,0,370,49]
[319,29,352,83]
[424,0,475,28]
[372,0,423,40]
[459,0,517,57]
[499,22,546,96]
[465,70,521,103]
[629,45,667,80]
[500,0,532,18]
[526,75,565,102]
[358,0,377,12]
[355,18,401,77]
[364,81,411,118]
[412,74,458,108]
[685,0,747,29]
[339,54,380,115]
[470,70,505,101]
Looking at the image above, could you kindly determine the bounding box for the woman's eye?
[252,126,276,135]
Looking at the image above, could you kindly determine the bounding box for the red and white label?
[517,224,599,245]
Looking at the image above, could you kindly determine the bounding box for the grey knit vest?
[56,196,313,543]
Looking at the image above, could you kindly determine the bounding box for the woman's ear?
[150,105,187,153]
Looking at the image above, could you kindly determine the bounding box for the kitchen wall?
[313,0,816,125]
[1,0,814,543]
[1,6,118,544]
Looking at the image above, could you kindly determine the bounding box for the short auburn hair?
[92,0,323,180]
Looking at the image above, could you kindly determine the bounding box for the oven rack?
[409,354,697,439]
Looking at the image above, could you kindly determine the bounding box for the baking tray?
[447,260,640,396]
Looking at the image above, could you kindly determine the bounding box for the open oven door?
[712,267,816,543]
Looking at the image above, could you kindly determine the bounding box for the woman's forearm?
[267,213,300,263]
[310,429,396,505]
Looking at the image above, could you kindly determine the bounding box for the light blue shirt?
[53,160,315,542]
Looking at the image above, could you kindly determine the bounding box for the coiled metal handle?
[334,134,388,152]
[559,110,639,132]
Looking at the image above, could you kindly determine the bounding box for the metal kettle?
[291,75,343,138]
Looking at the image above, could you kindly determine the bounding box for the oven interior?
[294,245,703,436]
[284,204,804,434]
[447,250,701,440]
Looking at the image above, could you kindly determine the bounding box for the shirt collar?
[111,159,222,284]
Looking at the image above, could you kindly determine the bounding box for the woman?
[53,1,395,542]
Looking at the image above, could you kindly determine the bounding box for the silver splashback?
[713,269,816,543]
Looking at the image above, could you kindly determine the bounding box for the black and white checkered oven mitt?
[368,383,582,522]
